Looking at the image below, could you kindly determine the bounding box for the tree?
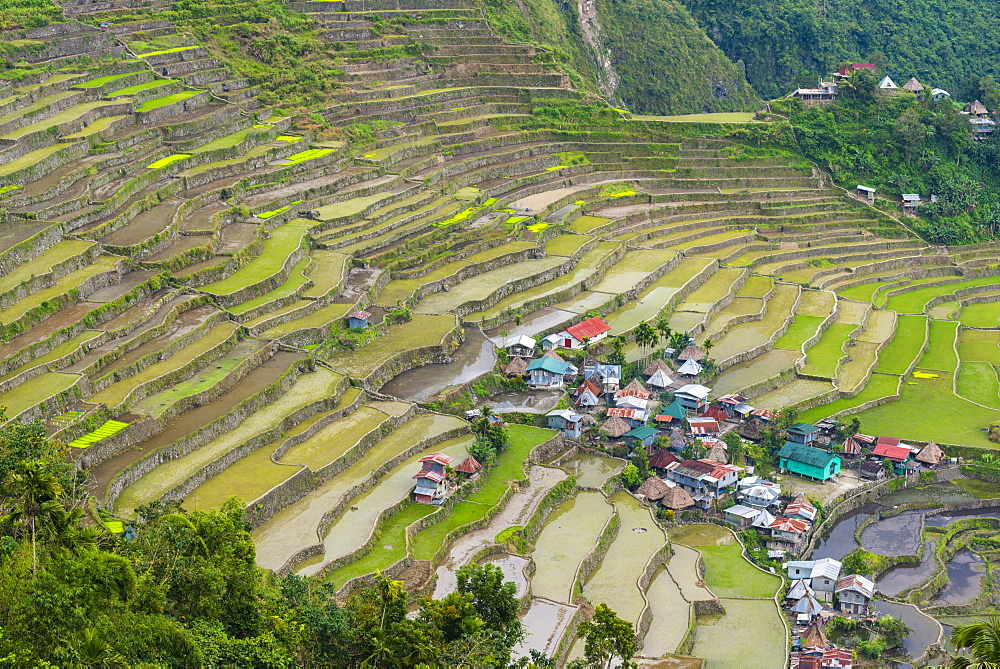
[951,615,1000,668]
[877,615,911,648]
[722,431,745,466]
[2,460,63,572]
[608,336,626,365]
[456,563,522,645]
[619,464,643,491]
[578,604,636,669]
[633,322,657,366]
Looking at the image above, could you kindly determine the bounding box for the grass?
[0,240,94,296]
[193,126,266,152]
[67,419,129,449]
[952,478,1000,499]
[801,322,856,377]
[774,314,824,350]
[873,314,926,374]
[408,425,553,560]
[260,302,353,339]
[959,301,1000,329]
[201,221,311,297]
[75,73,131,88]
[838,279,895,302]
[432,198,497,227]
[885,277,1000,313]
[257,201,301,219]
[107,80,174,97]
[0,372,80,420]
[63,115,127,139]
[0,144,70,178]
[136,45,201,57]
[146,154,190,169]
[960,330,1000,364]
[569,215,612,233]
[633,112,756,123]
[956,361,1000,409]
[325,503,437,587]
[135,90,201,113]
[698,543,781,598]
[920,319,959,372]
[325,314,457,378]
[278,148,334,166]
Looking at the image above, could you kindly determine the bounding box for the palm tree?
[951,614,1000,668]
[656,318,672,352]
[702,338,715,359]
[3,461,63,572]
[633,322,657,367]
[363,630,400,669]
[374,570,404,631]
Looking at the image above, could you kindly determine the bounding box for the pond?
[874,600,942,659]
[560,453,624,488]
[933,550,986,606]
[483,389,563,414]
[380,327,495,402]
[811,503,886,561]
[877,540,937,597]
[859,509,925,555]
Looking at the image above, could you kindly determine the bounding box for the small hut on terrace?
[738,417,766,442]
[647,368,673,390]
[706,440,728,464]
[916,442,945,466]
[454,457,482,478]
[645,358,673,377]
[660,485,696,511]
[678,345,706,361]
[636,475,671,502]
[601,415,631,439]
[504,356,529,377]
[801,621,829,649]
[902,77,924,92]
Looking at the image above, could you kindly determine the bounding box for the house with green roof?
[778,442,841,481]
[786,423,819,445]
[525,356,573,389]
[625,425,660,451]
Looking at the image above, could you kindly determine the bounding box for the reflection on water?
[875,600,941,659]
[877,540,937,596]
[811,503,886,561]
[925,507,1000,528]
[561,454,624,488]
[380,327,495,402]
[934,550,986,606]
[860,509,924,555]
[484,389,563,414]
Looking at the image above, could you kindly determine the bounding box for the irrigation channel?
[811,479,1000,663]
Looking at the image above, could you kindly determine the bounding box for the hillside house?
[785,498,818,522]
[526,356,573,389]
[716,393,746,417]
[794,81,838,101]
[860,460,887,480]
[574,379,602,408]
[725,504,776,529]
[932,88,951,100]
[688,417,720,436]
[635,476,671,504]
[677,358,703,376]
[553,316,611,349]
[836,574,875,614]
[835,63,876,77]
[647,368,673,390]
[663,458,742,508]
[413,453,454,504]
[503,356,529,377]
[648,448,679,471]
[546,409,583,439]
[347,310,371,329]
[786,422,819,444]
[902,193,921,212]
[879,75,898,89]
[626,425,660,451]
[659,485,696,511]
[657,399,688,424]
[645,358,673,378]
[916,442,945,467]
[541,333,561,350]
[857,185,876,201]
[903,77,924,92]
[841,435,864,458]
[503,334,536,358]
[607,407,647,428]
[583,360,621,388]
[785,557,841,601]
[675,384,711,412]
[740,481,781,508]
[790,647,854,669]
[601,415,631,440]
[454,456,482,479]
[968,100,990,117]
[767,516,810,553]
[778,442,841,481]
[872,436,912,473]
[678,345,706,361]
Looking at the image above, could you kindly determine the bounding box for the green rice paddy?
[774,314,824,350]
[874,314,927,374]
[135,90,201,112]
[326,313,457,378]
[0,372,80,421]
[801,322,856,377]
[201,221,311,297]
[107,80,174,97]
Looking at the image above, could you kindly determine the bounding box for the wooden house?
[645,358,673,377]
[454,456,482,478]
[835,63,876,77]
[663,459,742,507]
[678,344,706,361]
[606,407,646,428]
[413,453,454,504]
[767,516,810,553]
[786,422,819,445]
[778,442,841,481]
[659,485,696,511]
[625,425,660,451]
[525,356,574,389]
[635,475,671,504]
[738,417,766,442]
[347,310,372,329]
[836,574,875,614]
[546,409,584,439]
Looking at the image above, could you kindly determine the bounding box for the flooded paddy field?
[380,327,495,402]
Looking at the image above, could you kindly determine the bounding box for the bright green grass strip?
[774,314,824,350]
[956,361,1000,409]
[0,330,102,386]
[63,115,127,139]
[275,135,301,142]
[75,72,131,88]
[192,126,265,153]
[698,544,781,598]
[0,144,69,177]
[228,257,310,315]
[136,45,201,58]
[959,300,1000,329]
[544,234,590,257]
[175,143,274,177]
[325,503,437,587]
[801,322,856,377]
[873,314,926,375]
[107,79,174,97]
[135,90,200,113]
[201,221,311,296]
[146,153,190,169]
[953,478,1000,499]
[837,279,895,302]
[408,425,554,560]
[569,215,612,233]
[0,185,22,197]
[432,198,499,227]
[278,148,334,165]
[919,319,959,372]
[258,200,302,219]
[632,112,755,123]
[885,276,1000,313]
[798,372,900,424]
[104,520,125,533]
[68,419,129,448]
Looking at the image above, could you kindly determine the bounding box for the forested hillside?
[678,0,1000,100]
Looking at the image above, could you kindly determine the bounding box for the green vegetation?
[201,221,310,296]
[135,90,201,112]
[953,477,1000,499]
[0,0,63,31]
[774,314,824,350]
[802,322,855,377]
[107,79,174,97]
[697,543,781,598]
[874,315,926,375]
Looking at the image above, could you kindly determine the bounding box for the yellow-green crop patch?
[201,221,312,297]
[432,198,498,227]
[527,222,548,232]
[257,201,302,219]
[68,419,130,448]
[135,90,201,113]
[275,135,301,142]
[0,185,22,198]
[136,45,201,58]
[75,73,132,89]
[278,148,334,166]
[107,80,174,97]
[146,153,191,169]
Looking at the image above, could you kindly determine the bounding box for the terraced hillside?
[2,0,1000,664]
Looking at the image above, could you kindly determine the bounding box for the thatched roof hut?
[623,378,647,392]
[660,486,695,510]
[902,77,924,92]
[644,358,672,376]
[678,345,706,361]
[706,441,728,464]
[602,415,631,438]
[916,442,945,465]
[504,356,529,376]
[636,475,670,501]
[669,427,687,451]
[738,417,766,442]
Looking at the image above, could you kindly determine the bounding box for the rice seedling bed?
[325,313,457,378]
[201,220,311,297]
[874,314,927,374]
[135,90,201,112]
[885,276,1000,313]
[107,80,174,97]
[920,319,959,372]
[415,256,567,313]
[568,215,611,233]
[113,367,343,516]
[773,315,824,350]
[736,275,773,298]
[545,233,591,256]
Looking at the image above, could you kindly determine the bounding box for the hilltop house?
[675,384,711,412]
[794,81,838,102]
[546,409,584,439]
[879,75,898,89]
[739,480,781,508]
[902,77,924,92]
[553,316,611,349]
[778,442,841,481]
[413,453,454,504]
[836,574,875,614]
[835,63,876,77]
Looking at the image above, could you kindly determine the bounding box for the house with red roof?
[872,436,912,464]
[552,316,611,349]
[574,379,602,408]
[663,458,743,508]
[413,453,454,504]
[835,63,876,77]
[767,515,811,553]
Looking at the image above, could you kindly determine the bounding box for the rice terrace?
[4,0,1000,665]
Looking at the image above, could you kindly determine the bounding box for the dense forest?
[771,70,1000,244]
[678,0,1000,101]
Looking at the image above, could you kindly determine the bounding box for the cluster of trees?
[469,408,510,465]
[679,0,1000,102]
[777,70,1000,244]
[825,615,911,659]
[0,412,643,667]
